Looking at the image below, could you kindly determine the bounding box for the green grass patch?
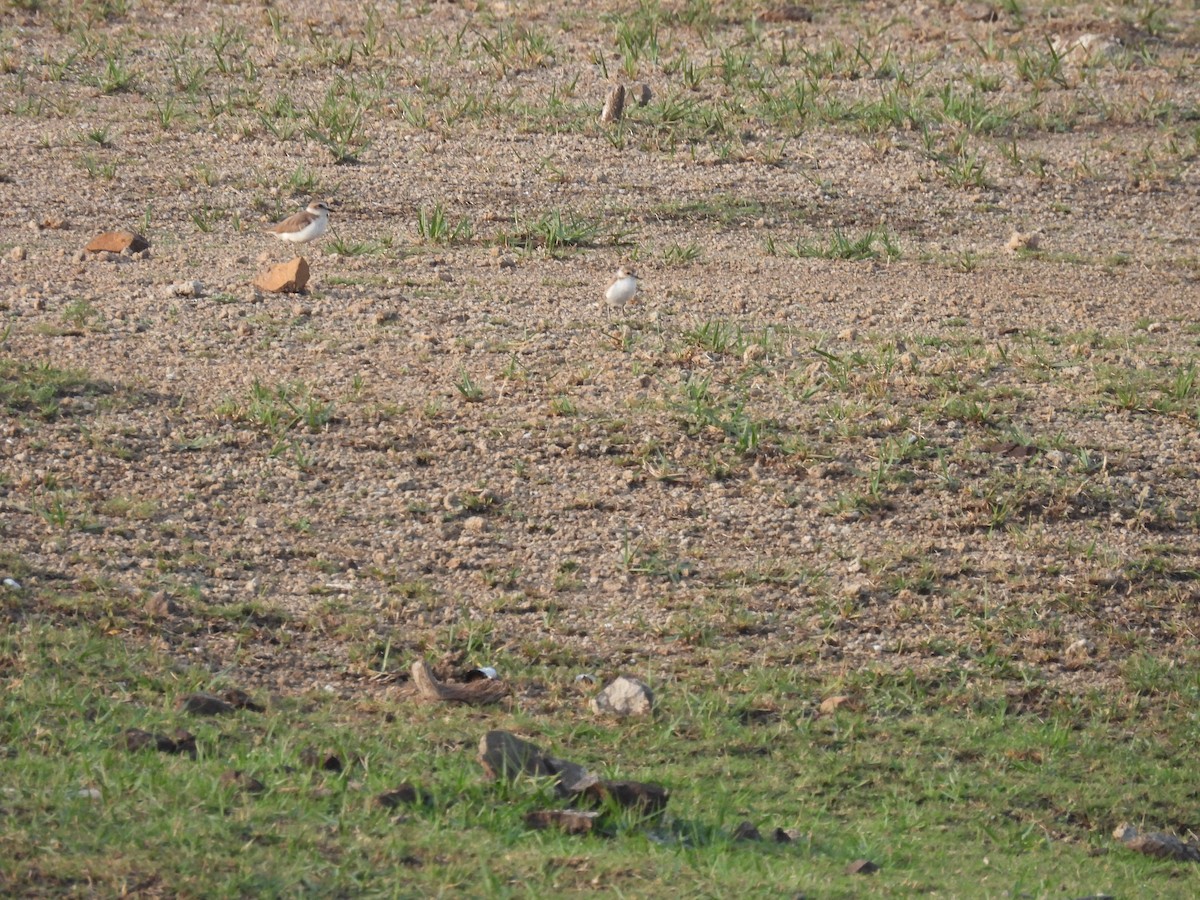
[2,614,1199,896]
[770,227,900,261]
[0,359,112,420]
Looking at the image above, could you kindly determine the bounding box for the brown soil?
[2,1,1198,697]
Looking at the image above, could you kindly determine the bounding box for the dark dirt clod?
[731,821,763,841]
[524,809,603,836]
[176,693,235,716]
[299,748,343,772]
[376,783,433,809]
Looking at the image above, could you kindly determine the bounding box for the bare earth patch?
[1,0,1199,891]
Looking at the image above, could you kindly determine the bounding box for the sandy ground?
[2,0,1198,696]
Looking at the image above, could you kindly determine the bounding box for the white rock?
[1005,231,1040,253]
[591,675,654,717]
[1052,33,1120,64]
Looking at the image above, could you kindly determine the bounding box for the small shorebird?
[264,200,331,244]
[604,266,639,311]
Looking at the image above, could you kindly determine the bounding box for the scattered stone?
[982,440,1036,459]
[462,666,498,682]
[840,580,869,600]
[299,748,343,772]
[478,730,586,789]
[168,729,198,757]
[85,231,149,254]
[2,578,20,590]
[291,302,312,318]
[600,83,626,124]
[633,83,652,107]
[819,695,854,715]
[1044,449,1068,468]
[577,779,670,814]
[75,787,103,800]
[144,591,179,618]
[525,809,602,835]
[478,731,548,782]
[223,687,265,712]
[845,858,880,875]
[743,343,766,364]
[1005,231,1040,253]
[1146,321,1167,334]
[1052,33,1120,64]
[116,727,195,756]
[838,327,858,342]
[412,660,509,705]
[8,246,26,262]
[738,707,781,726]
[165,280,203,298]
[1088,570,1127,591]
[220,769,265,794]
[1113,823,1200,861]
[376,782,433,809]
[118,728,170,753]
[760,4,813,22]
[1064,638,1096,665]
[591,675,654,718]
[958,2,998,21]
[732,820,762,841]
[253,256,310,293]
[176,692,235,715]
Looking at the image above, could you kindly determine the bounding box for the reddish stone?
[254,257,310,293]
[85,231,149,253]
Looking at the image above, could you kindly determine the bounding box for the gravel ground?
[2,0,1198,697]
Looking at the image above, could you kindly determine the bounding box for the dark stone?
[176,692,235,715]
[299,748,343,772]
[845,859,880,875]
[525,809,602,836]
[732,821,762,841]
[377,783,433,809]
